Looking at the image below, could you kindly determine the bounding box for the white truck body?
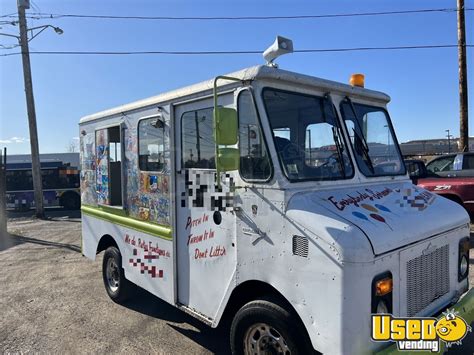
[79,65,470,354]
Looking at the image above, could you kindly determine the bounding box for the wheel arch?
[439,193,464,205]
[218,279,319,353]
[96,234,119,255]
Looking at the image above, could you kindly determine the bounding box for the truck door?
[174,96,237,320]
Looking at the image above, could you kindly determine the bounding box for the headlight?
[372,272,393,314]
[458,238,470,281]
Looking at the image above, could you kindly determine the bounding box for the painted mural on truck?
[80,111,172,227]
[80,131,97,206]
[123,113,172,226]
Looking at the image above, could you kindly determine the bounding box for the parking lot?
[0,210,473,354]
[0,210,229,354]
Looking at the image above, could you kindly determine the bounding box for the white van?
[80,38,472,354]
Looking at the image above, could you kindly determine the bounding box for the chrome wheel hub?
[106,258,120,292]
[243,322,291,355]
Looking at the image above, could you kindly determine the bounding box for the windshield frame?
[237,87,275,183]
[261,87,355,183]
[339,99,406,178]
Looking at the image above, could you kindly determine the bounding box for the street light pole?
[17,1,44,218]
[446,129,452,153]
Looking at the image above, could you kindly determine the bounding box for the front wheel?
[102,246,136,303]
[230,298,314,355]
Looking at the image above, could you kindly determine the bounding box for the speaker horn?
[263,36,294,66]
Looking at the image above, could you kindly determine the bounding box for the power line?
[1,8,472,21]
[1,44,472,57]
[0,13,17,18]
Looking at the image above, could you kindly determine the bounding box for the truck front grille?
[406,244,450,316]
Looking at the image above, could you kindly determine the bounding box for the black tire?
[230,298,314,355]
[102,246,136,303]
[62,192,80,210]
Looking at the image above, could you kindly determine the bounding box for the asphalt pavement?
[0,209,473,354]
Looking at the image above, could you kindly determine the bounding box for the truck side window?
[182,108,216,169]
[462,154,474,170]
[138,117,165,172]
[426,156,455,173]
[273,127,290,140]
[238,91,272,180]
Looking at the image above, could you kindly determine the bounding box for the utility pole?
[0,148,7,238]
[458,0,469,152]
[17,0,44,218]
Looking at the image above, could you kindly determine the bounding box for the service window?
[238,90,272,180]
[182,108,216,169]
[95,126,123,206]
[96,128,110,205]
[139,117,165,172]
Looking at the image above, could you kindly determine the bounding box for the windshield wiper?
[332,126,346,178]
[324,94,346,177]
[345,97,375,174]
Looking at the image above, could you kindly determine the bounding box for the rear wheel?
[230,298,314,355]
[102,246,136,303]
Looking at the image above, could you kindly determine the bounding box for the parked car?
[405,158,474,217]
[425,152,474,177]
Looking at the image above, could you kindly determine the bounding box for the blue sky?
[0,0,472,154]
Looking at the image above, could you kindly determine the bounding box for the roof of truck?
[80,65,391,124]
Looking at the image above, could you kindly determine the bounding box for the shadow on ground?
[0,233,81,253]
[121,288,230,354]
[7,207,81,220]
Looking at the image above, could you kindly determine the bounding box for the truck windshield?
[340,99,405,177]
[263,88,354,181]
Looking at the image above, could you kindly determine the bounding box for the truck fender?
[214,279,319,353]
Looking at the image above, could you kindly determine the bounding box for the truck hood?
[287,182,469,255]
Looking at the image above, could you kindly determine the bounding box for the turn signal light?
[350,73,365,88]
[375,277,393,296]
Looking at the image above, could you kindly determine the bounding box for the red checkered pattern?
[129,249,163,278]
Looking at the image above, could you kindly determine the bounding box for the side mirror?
[214,107,239,173]
[215,107,238,145]
[217,148,239,171]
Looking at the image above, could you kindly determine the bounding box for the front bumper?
[375,287,474,354]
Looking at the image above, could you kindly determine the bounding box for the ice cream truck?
[80,37,472,354]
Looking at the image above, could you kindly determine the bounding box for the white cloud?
[0,136,30,144]
[72,136,80,141]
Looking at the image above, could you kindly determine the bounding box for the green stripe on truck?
[81,204,173,240]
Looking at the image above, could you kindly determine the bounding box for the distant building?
[400,137,474,157]
[6,153,80,168]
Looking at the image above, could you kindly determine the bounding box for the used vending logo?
[371,310,471,352]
